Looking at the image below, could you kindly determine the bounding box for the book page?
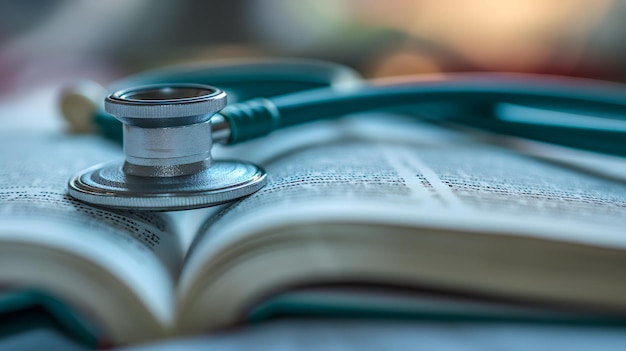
[180,115,626,302]
[187,116,626,276]
[0,132,184,342]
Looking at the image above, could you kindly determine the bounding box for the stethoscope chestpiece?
[68,84,267,211]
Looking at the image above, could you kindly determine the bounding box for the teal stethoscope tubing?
[90,60,626,157]
[258,74,626,156]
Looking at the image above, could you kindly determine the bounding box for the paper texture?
[0,133,179,332]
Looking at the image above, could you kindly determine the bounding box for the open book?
[1,113,626,346]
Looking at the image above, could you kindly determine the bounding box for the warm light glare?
[257,0,613,75]
[403,0,613,70]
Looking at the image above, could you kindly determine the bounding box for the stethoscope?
[64,59,626,211]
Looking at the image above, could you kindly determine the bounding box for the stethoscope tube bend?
[220,74,626,154]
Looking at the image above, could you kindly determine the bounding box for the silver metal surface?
[210,113,231,143]
[122,120,213,175]
[68,83,266,210]
[68,159,266,210]
[107,84,226,178]
[105,84,227,127]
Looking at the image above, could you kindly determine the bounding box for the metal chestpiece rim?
[105,83,227,127]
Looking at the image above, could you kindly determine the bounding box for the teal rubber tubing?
[221,73,626,156]
[109,59,362,101]
[272,74,626,125]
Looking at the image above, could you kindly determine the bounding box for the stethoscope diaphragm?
[68,159,266,210]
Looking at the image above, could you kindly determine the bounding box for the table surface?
[3,318,626,351]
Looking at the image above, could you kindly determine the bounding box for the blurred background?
[0,0,624,99]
